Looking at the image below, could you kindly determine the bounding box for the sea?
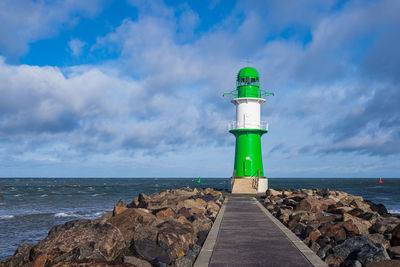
[0,177,399,260]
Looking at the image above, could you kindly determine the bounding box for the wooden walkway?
[197,194,327,267]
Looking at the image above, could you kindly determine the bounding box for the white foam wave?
[389,209,400,214]
[54,212,76,218]
[0,215,15,219]
[40,194,48,197]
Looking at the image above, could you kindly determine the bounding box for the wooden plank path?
[195,194,328,267]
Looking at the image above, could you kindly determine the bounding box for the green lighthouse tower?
[224,67,273,193]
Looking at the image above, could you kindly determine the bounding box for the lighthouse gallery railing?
[228,120,268,131]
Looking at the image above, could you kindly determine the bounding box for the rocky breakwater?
[1,187,224,267]
[261,188,400,267]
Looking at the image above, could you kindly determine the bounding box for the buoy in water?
[379,177,382,183]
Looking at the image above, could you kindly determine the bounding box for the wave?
[40,194,48,197]
[0,215,15,219]
[389,209,400,215]
[54,212,76,218]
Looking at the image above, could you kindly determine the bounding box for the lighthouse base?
[230,177,268,194]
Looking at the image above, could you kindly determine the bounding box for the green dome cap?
[237,67,259,80]
[236,67,260,98]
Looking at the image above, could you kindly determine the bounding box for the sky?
[0,0,399,178]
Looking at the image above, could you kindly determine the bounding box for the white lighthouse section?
[232,98,266,129]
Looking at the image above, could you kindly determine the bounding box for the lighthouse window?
[251,78,256,85]
[246,78,251,85]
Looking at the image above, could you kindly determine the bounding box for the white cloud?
[0,0,103,59]
[68,39,86,57]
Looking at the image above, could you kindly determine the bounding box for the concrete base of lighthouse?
[230,177,268,194]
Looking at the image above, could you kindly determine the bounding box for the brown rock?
[348,207,364,217]
[388,246,400,259]
[350,199,373,213]
[309,241,320,253]
[324,254,343,266]
[124,256,152,267]
[2,243,34,267]
[31,221,125,263]
[340,220,360,237]
[178,199,206,215]
[315,212,338,224]
[343,213,372,235]
[155,208,174,218]
[113,199,128,216]
[177,216,191,224]
[195,198,207,207]
[392,224,400,246]
[367,233,390,249]
[52,259,128,267]
[291,211,309,222]
[206,201,220,218]
[296,198,333,213]
[319,223,346,241]
[178,207,191,219]
[107,209,142,244]
[157,223,195,261]
[338,195,364,206]
[365,260,400,267]
[266,189,281,197]
[33,254,47,267]
[133,224,159,243]
[308,229,322,242]
[192,214,213,233]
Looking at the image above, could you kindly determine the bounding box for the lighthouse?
[224,67,273,193]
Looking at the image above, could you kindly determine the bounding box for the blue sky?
[0,0,399,178]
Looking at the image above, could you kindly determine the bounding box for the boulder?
[52,259,128,267]
[155,208,174,218]
[266,189,281,197]
[391,224,400,246]
[324,254,343,266]
[350,199,373,213]
[2,244,34,267]
[388,246,400,259]
[192,214,213,233]
[308,229,321,242]
[319,223,346,241]
[331,235,389,265]
[206,201,220,219]
[107,209,143,244]
[132,238,168,262]
[366,260,400,267]
[178,199,206,215]
[366,233,390,249]
[31,220,125,263]
[175,255,195,267]
[357,243,390,266]
[133,224,159,243]
[124,256,152,267]
[343,213,372,235]
[365,200,391,217]
[178,207,191,219]
[296,198,333,213]
[113,199,128,216]
[156,220,195,261]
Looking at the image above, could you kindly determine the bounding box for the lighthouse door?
[244,157,252,176]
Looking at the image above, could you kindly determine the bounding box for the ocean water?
[0,177,399,260]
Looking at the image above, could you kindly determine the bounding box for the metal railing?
[223,89,274,100]
[228,120,268,131]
